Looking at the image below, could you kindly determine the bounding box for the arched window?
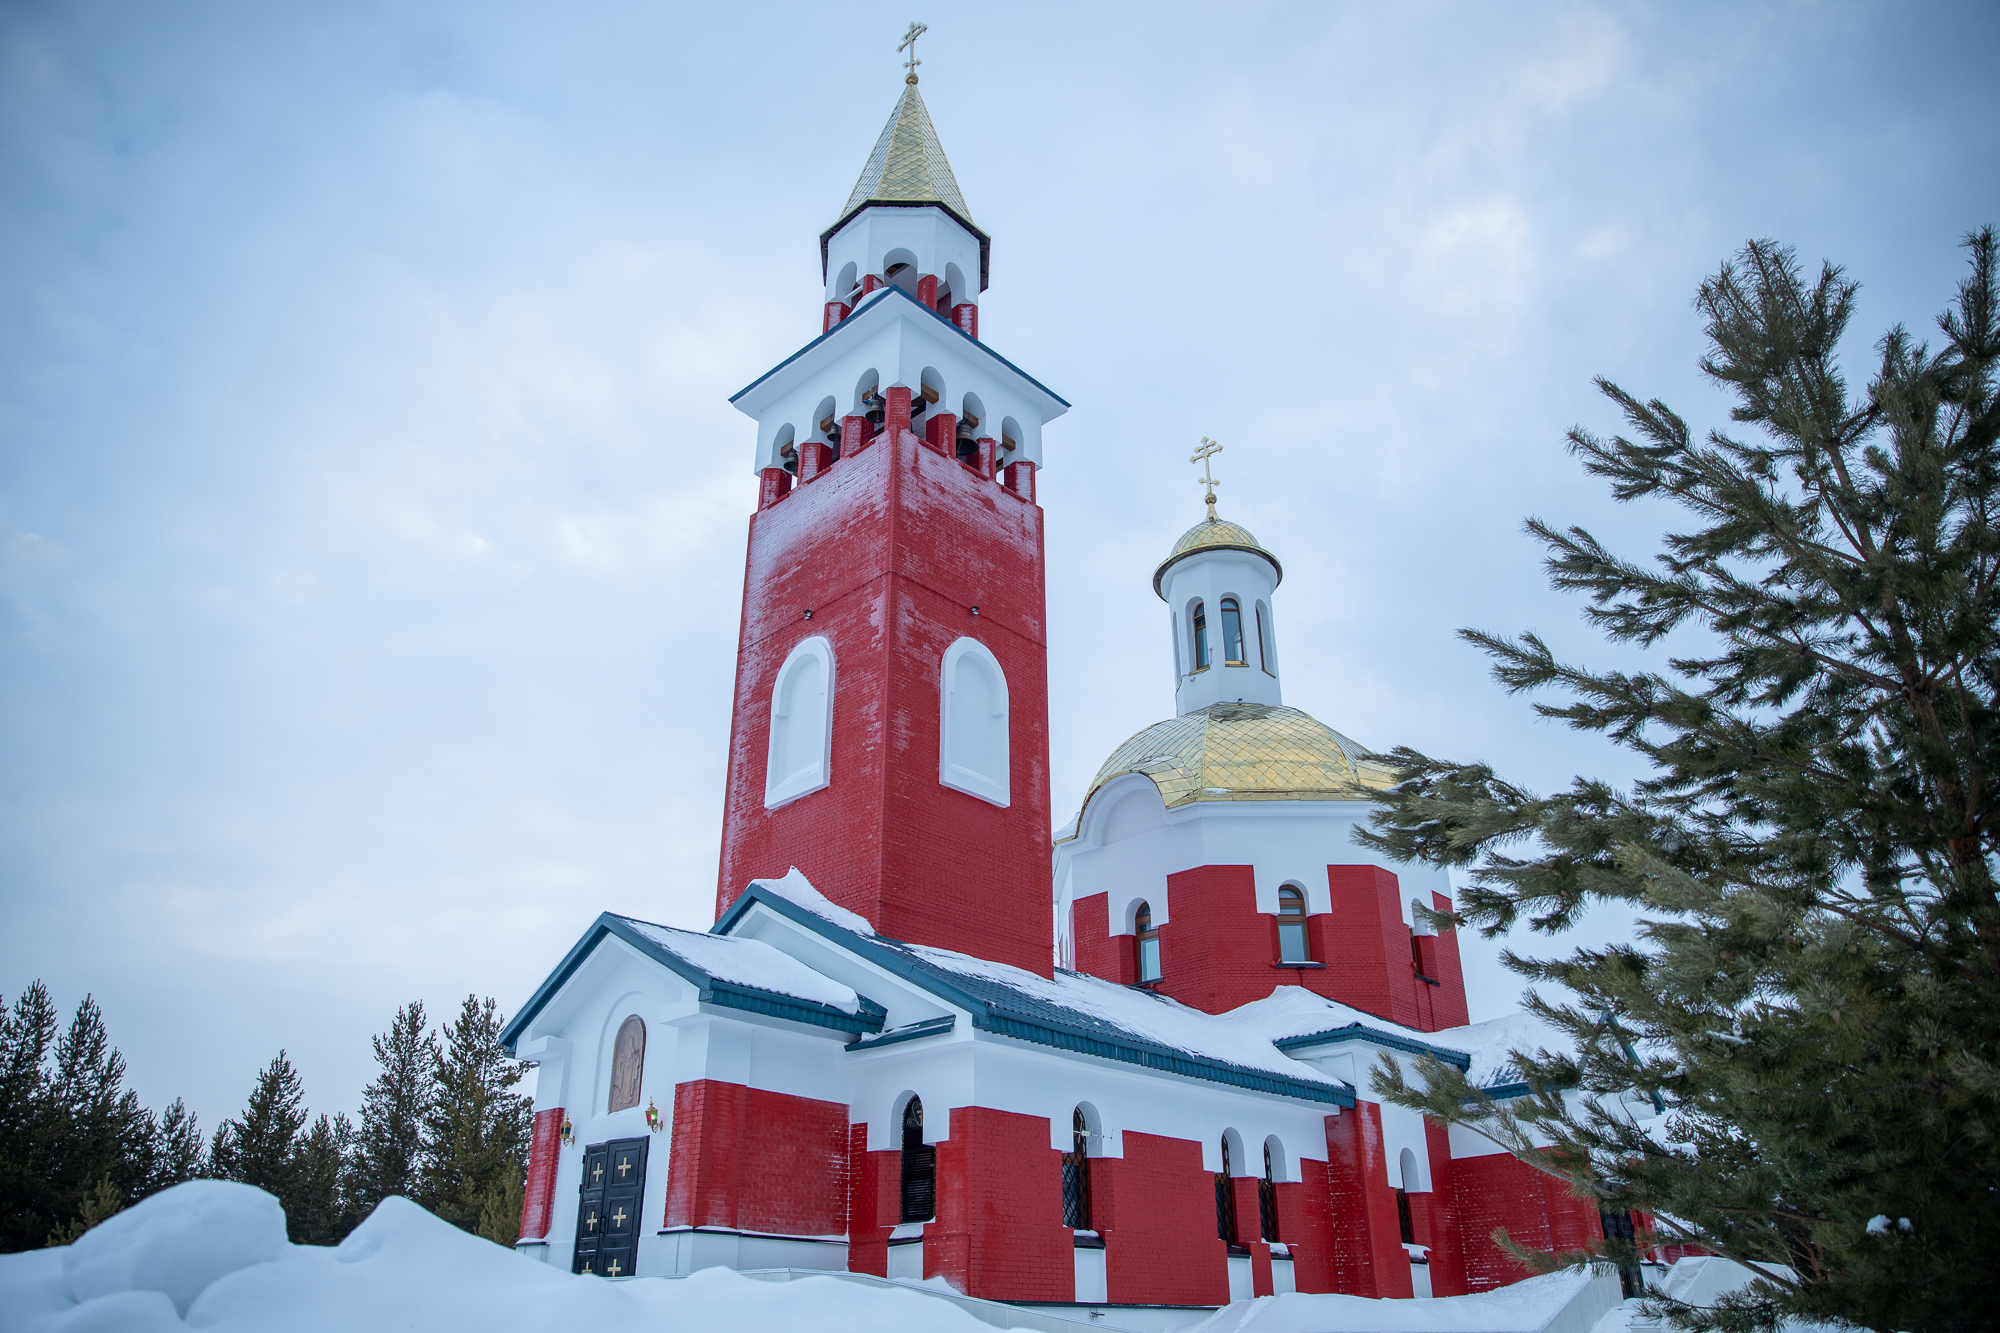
[1256,603,1273,676]
[900,1097,935,1222]
[1134,901,1161,983]
[939,638,1009,806]
[1259,1141,1280,1241]
[766,636,834,808]
[1221,598,1245,665]
[1191,602,1210,670]
[1277,887,1310,963]
[1061,1106,1093,1229]
[607,1015,645,1113]
[1214,1135,1237,1243]
[1397,1147,1418,1244]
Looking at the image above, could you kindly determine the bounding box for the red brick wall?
[518,1106,563,1241]
[1092,1131,1229,1306]
[1154,866,1274,1012]
[1418,1116,1467,1295]
[844,1122,896,1276]
[1450,1149,1603,1291]
[1070,892,1136,983]
[1323,1105,1412,1297]
[1286,1166,1336,1292]
[663,1080,849,1235]
[1324,866,1422,1028]
[1420,891,1471,1029]
[714,428,1054,976]
[1228,1174,1263,1246]
[930,1106,1073,1301]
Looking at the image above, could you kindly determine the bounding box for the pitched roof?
[498,913,886,1052]
[841,83,972,221]
[716,882,1357,1107]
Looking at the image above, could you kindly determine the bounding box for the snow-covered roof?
[618,919,863,1013]
[1225,986,1474,1071]
[746,866,877,937]
[498,911,887,1054]
[1430,1010,1574,1092]
[716,877,1357,1107]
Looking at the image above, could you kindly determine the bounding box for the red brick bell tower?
[712,78,1068,976]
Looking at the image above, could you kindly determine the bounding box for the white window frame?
[938,636,1010,807]
[765,635,835,809]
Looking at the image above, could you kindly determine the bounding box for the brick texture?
[929,1106,1072,1300]
[1323,1106,1412,1297]
[518,1106,563,1241]
[1070,892,1136,983]
[713,426,1054,976]
[1450,1150,1605,1291]
[1284,1169,1336,1292]
[844,1122,897,1276]
[1092,1131,1229,1306]
[951,303,978,338]
[1324,866,1423,1029]
[1420,1116,1467,1296]
[664,1080,849,1235]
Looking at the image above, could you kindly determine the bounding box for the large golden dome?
[1153,515,1283,597]
[1082,702,1398,814]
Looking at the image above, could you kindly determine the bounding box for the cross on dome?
[1190,436,1224,520]
[898,21,927,84]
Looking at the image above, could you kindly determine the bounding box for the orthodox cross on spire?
[1190,437,1223,521]
[899,21,928,84]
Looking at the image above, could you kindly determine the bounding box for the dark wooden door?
[573,1137,648,1276]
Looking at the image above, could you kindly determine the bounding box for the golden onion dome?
[1080,702,1399,818]
[1153,515,1282,598]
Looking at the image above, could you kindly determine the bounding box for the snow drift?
[0,1180,1031,1333]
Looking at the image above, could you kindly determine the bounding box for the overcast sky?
[4,0,1996,1134]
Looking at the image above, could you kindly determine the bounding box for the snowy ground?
[0,1182,1032,1333]
[0,1180,1650,1333]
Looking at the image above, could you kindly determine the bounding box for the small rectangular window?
[1278,922,1310,963]
[1138,936,1161,983]
[1221,599,1246,665]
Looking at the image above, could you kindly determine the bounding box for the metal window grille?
[1258,1177,1279,1242]
[1396,1187,1414,1244]
[1600,1209,1644,1298]
[900,1098,934,1223]
[1062,1111,1093,1229]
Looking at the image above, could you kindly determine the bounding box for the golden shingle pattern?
[1153,514,1282,594]
[1086,703,1397,812]
[842,84,973,221]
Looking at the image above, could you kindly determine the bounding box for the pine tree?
[144,1098,207,1195]
[1365,231,2000,1333]
[44,997,153,1220]
[352,1001,434,1213]
[287,1112,360,1245]
[212,1051,308,1205]
[419,995,531,1234]
[0,983,60,1251]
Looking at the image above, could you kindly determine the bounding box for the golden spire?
[838,44,973,224]
[898,21,927,84]
[1190,437,1223,522]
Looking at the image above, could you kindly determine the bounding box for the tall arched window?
[1397,1146,1418,1244]
[1214,1136,1237,1243]
[1277,887,1310,963]
[1259,1142,1280,1242]
[940,638,1009,806]
[1134,901,1161,983]
[1191,602,1210,670]
[1220,598,1245,665]
[607,1015,645,1113]
[1256,603,1273,676]
[1061,1107,1093,1229]
[900,1097,935,1222]
[766,636,834,808]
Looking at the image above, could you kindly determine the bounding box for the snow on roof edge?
[749,867,877,936]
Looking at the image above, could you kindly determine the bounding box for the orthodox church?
[497,66,1625,1312]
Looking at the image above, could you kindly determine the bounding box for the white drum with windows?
[939,637,1009,806]
[765,636,835,808]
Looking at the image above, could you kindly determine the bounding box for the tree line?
[0,983,531,1252]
